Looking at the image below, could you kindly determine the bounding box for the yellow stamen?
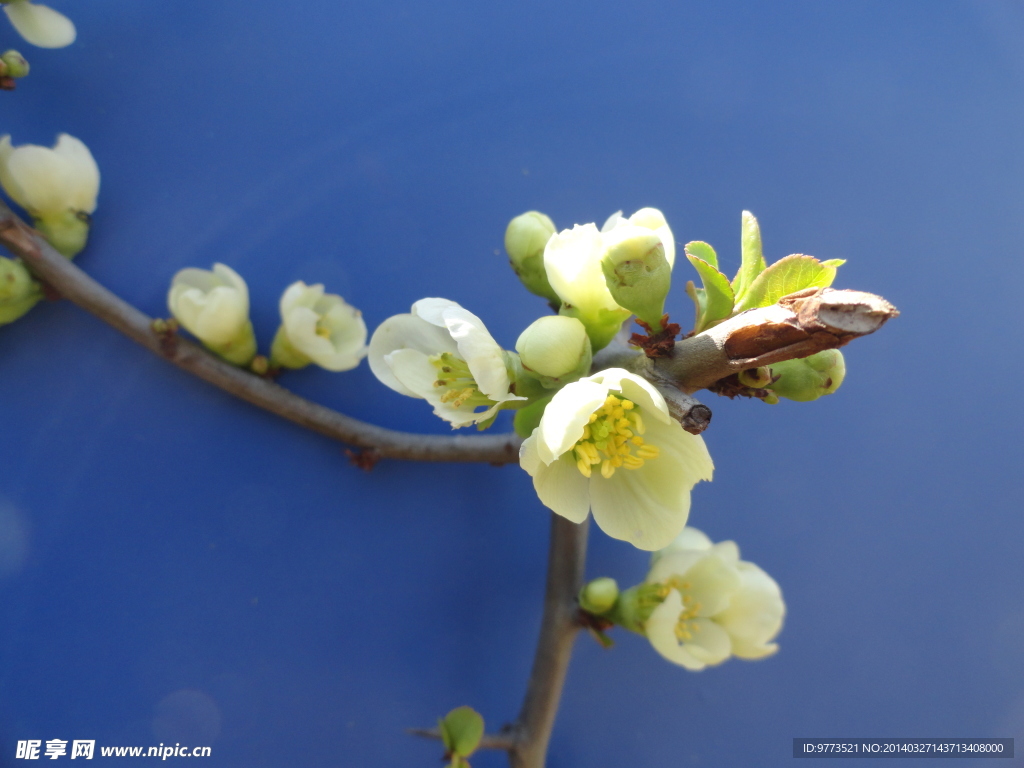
[569,393,660,478]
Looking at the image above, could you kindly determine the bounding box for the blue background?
[1,1,1022,766]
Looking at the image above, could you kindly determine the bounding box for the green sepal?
[0,255,42,326]
[203,320,258,367]
[733,254,840,312]
[439,706,484,759]
[34,211,90,259]
[559,303,630,353]
[513,394,553,438]
[269,325,310,370]
[731,210,767,301]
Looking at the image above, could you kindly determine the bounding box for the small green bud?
[737,367,771,388]
[579,577,619,615]
[768,349,846,402]
[0,255,42,325]
[0,50,29,78]
[761,392,780,405]
[600,227,671,330]
[504,211,560,305]
[34,209,90,258]
[438,706,484,759]
[515,315,592,388]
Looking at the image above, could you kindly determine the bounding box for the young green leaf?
[683,240,718,270]
[733,254,840,312]
[686,254,734,332]
[731,211,767,301]
[440,706,485,758]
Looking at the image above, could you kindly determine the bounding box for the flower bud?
[0,254,41,325]
[438,706,484,759]
[270,281,367,372]
[579,577,619,615]
[168,263,257,366]
[768,349,846,402]
[0,134,99,258]
[0,49,28,78]
[504,211,560,305]
[737,366,771,388]
[600,226,671,329]
[515,315,591,388]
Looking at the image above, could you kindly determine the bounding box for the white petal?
[385,347,437,400]
[683,618,732,665]
[588,368,671,423]
[535,378,609,465]
[368,313,458,397]
[680,553,742,617]
[0,140,77,215]
[409,297,462,326]
[280,283,366,371]
[715,563,785,659]
[646,549,710,585]
[627,208,675,268]
[52,135,99,213]
[587,418,712,551]
[167,264,249,346]
[4,1,75,48]
[441,305,512,401]
[646,589,706,670]
[650,527,715,569]
[520,440,591,524]
[543,224,619,313]
[600,210,625,232]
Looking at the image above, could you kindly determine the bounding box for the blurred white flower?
[3,0,75,48]
[273,281,367,372]
[0,133,97,218]
[519,368,713,550]
[369,298,524,428]
[644,527,785,670]
[168,263,256,366]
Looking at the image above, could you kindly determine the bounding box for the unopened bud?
[0,255,41,325]
[737,367,771,388]
[505,211,559,305]
[579,577,619,615]
[0,50,29,78]
[600,226,671,329]
[515,315,591,388]
[768,349,846,402]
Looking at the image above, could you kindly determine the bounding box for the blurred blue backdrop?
[1,1,1022,766]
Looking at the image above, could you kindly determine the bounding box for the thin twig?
[0,201,520,463]
[407,728,518,752]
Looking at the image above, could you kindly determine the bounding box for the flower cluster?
[369,207,712,551]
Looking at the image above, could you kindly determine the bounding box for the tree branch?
[656,287,899,393]
[0,201,520,464]
[508,514,589,768]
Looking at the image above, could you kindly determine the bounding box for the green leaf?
[731,211,767,301]
[441,706,485,758]
[686,255,735,332]
[683,240,718,270]
[820,258,846,268]
[733,254,839,312]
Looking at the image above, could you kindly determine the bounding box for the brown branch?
[656,287,899,393]
[0,201,520,463]
[508,514,589,768]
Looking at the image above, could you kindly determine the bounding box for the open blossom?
[167,263,256,365]
[3,0,75,48]
[368,298,525,428]
[519,369,713,550]
[275,281,367,371]
[0,134,98,219]
[644,527,785,670]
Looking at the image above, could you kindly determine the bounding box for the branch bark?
[656,287,899,393]
[0,201,520,464]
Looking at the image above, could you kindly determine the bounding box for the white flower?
[3,0,75,48]
[277,281,367,372]
[644,527,785,670]
[519,369,713,550]
[543,223,627,323]
[368,298,525,428]
[168,263,255,365]
[0,133,98,218]
[601,207,676,268]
